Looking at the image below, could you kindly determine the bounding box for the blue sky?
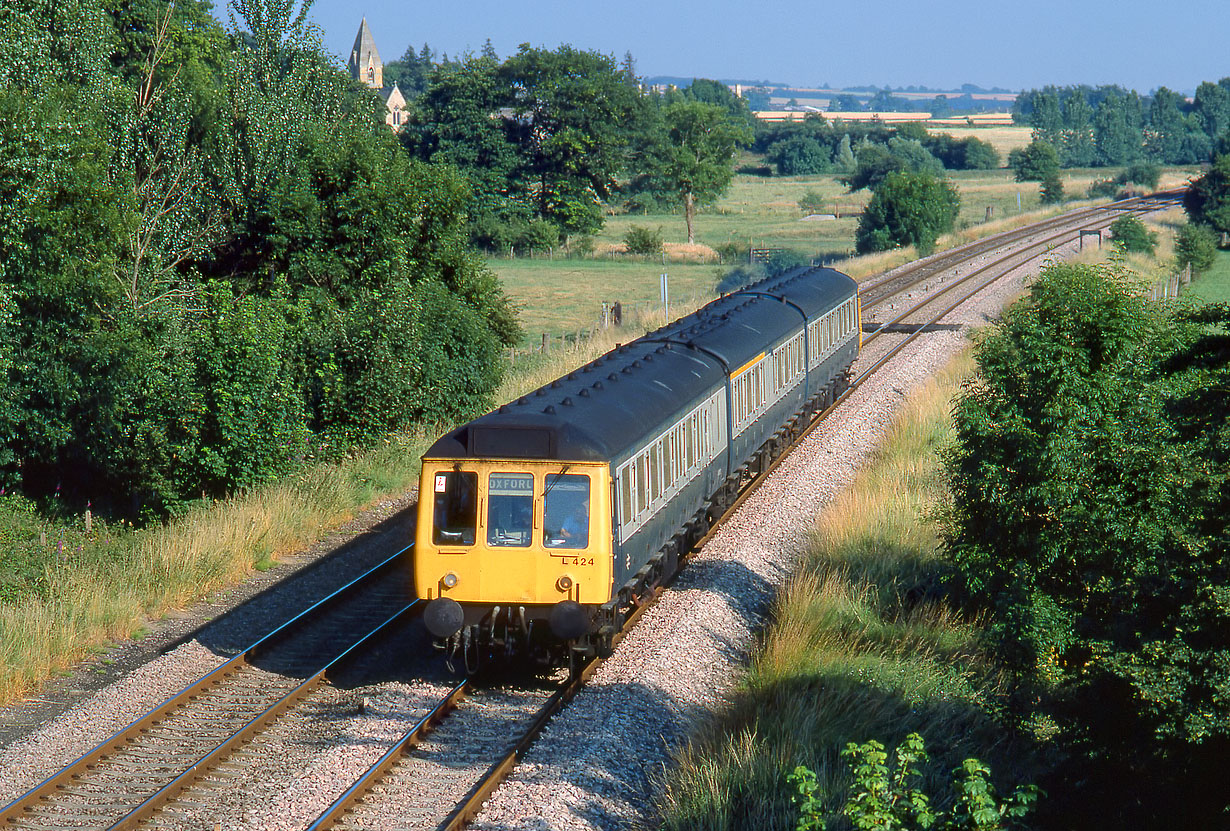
[304,0,1229,94]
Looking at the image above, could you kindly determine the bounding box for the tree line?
[1013,82,1230,167]
[0,0,518,518]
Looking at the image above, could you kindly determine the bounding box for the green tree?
[499,43,642,237]
[1008,140,1059,182]
[635,99,750,243]
[1192,79,1230,139]
[944,262,1230,826]
[855,170,959,256]
[402,54,526,232]
[767,134,830,176]
[1093,90,1144,166]
[1184,149,1230,236]
[1174,223,1218,275]
[1108,214,1157,253]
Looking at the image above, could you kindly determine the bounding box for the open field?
[927,124,1032,159]
[1186,249,1230,303]
[492,166,1200,344]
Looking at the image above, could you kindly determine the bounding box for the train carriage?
[415,266,860,666]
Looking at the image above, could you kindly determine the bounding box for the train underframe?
[434,372,850,674]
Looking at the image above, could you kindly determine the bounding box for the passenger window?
[619,467,632,528]
[487,473,533,547]
[544,474,590,548]
[637,456,649,514]
[432,471,477,546]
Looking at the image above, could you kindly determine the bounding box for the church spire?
[348,17,383,89]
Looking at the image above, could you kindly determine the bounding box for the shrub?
[1174,223,1219,274]
[714,241,745,263]
[856,170,960,256]
[1119,162,1161,190]
[623,224,664,255]
[1086,179,1119,199]
[798,189,828,216]
[1109,214,1157,253]
[1040,173,1065,204]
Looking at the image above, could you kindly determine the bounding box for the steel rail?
[860,200,1167,347]
[0,545,415,828]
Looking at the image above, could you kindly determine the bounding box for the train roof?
[424,266,857,464]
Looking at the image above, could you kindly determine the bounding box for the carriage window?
[544,474,590,548]
[432,471,477,545]
[487,473,533,547]
[619,466,632,528]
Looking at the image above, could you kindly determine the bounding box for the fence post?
[542,332,549,354]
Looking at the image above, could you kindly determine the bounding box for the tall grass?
[656,352,1040,830]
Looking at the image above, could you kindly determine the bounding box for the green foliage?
[944,261,1230,824]
[769,135,831,176]
[0,0,516,517]
[1118,161,1161,190]
[1008,140,1059,182]
[856,171,960,257]
[623,224,664,255]
[1174,223,1219,275]
[841,734,935,830]
[1085,179,1119,199]
[844,138,944,192]
[789,735,1040,831]
[798,189,828,216]
[1184,149,1230,236]
[1109,214,1157,254]
[634,99,751,242]
[1039,172,1064,205]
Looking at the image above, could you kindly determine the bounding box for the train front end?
[415,454,613,667]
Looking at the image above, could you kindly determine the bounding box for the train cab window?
[432,471,477,545]
[544,474,590,548]
[487,473,533,546]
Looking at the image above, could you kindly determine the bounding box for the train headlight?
[556,574,574,592]
[441,572,459,589]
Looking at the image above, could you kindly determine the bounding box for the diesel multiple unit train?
[415,266,861,666]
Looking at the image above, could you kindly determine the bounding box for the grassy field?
[1185,248,1230,303]
[656,352,1040,829]
[493,166,1199,344]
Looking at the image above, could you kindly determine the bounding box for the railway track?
[0,193,1185,831]
[0,551,417,830]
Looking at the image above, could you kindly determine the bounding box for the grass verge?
[655,351,1041,830]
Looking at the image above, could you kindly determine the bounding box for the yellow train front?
[416,455,614,665]
[415,265,861,668]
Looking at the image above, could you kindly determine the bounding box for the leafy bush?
[789,734,1040,830]
[1086,179,1119,199]
[1109,214,1157,253]
[768,135,831,176]
[1040,172,1065,204]
[623,224,664,255]
[1008,140,1060,182]
[1118,162,1161,190]
[1174,222,1219,274]
[798,189,828,216]
[945,261,1230,825]
[714,241,745,263]
[856,171,960,256]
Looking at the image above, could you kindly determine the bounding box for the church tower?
[348,18,383,90]
[346,18,405,131]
